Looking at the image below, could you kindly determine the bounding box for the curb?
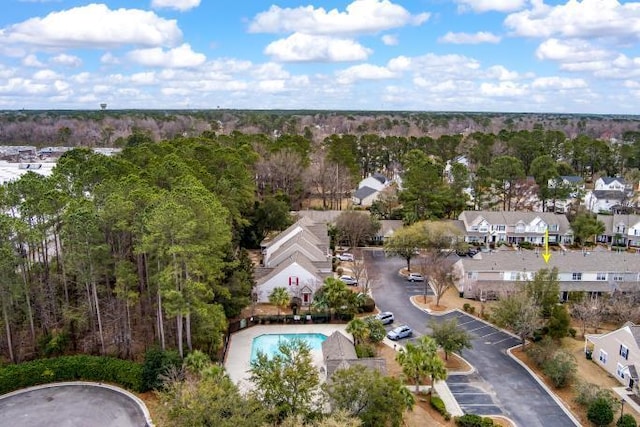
[0,381,154,427]
[506,346,581,427]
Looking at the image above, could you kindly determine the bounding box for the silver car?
[375,311,394,325]
[339,275,358,286]
[387,325,413,340]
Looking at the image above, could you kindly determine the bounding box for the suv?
[339,275,358,286]
[336,253,355,262]
[387,325,413,340]
[375,312,394,325]
[407,272,425,282]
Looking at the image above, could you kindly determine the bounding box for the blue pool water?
[251,333,327,361]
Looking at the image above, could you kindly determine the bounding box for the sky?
[1,0,639,114]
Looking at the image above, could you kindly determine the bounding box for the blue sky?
[1,0,639,113]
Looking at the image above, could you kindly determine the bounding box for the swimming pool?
[250,333,327,362]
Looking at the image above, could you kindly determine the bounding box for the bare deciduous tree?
[571,295,605,337]
[335,211,380,250]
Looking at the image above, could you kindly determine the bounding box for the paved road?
[365,248,577,427]
[0,383,147,427]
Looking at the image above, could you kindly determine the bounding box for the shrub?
[548,305,571,339]
[359,296,376,313]
[463,303,471,313]
[355,344,376,358]
[542,350,576,388]
[526,337,555,367]
[519,242,533,250]
[588,397,614,427]
[569,328,577,338]
[142,347,182,391]
[0,355,144,394]
[617,414,637,427]
[430,395,451,420]
[364,317,386,343]
[455,413,493,427]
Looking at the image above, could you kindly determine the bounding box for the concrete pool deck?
[225,324,349,392]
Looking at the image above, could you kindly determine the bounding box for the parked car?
[407,272,425,282]
[375,311,394,325]
[456,248,479,257]
[387,325,413,340]
[336,252,355,262]
[339,275,358,286]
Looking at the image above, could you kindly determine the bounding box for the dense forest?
[2,110,640,146]
[1,111,640,364]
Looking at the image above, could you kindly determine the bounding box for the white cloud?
[249,0,429,36]
[480,81,528,97]
[264,33,372,62]
[504,0,640,42]
[100,52,120,65]
[439,31,501,44]
[456,0,526,13]
[2,4,182,49]
[258,80,286,92]
[531,76,587,89]
[484,65,519,80]
[381,34,399,45]
[388,53,480,75]
[535,38,612,62]
[130,72,157,85]
[22,54,44,67]
[251,63,290,80]
[150,0,201,12]
[336,64,397,84]
[50,53,82,67]
[126,44,206,68]
[33,69,62,80]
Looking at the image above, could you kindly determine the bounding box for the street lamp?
[620,397,625,419]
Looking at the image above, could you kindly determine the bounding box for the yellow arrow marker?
[542,228,551,263]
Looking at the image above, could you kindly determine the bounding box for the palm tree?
[269,287,290,318]
[396,336,447,394]
[346,318,369,346]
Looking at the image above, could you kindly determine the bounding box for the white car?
[339,275,358,286]
[387,325,413,340]
[375,312,394,325]
[407,272,425,282]
[336,253,355,262]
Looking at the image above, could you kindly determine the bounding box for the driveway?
[0,383,150,427]
[365,248,577,427]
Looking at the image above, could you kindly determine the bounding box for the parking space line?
[457,320,476,326]
[468,325,491,332]
[480,331,500,338]
[492,337,516,345]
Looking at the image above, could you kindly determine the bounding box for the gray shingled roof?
[372,173,388,184]
[630,325,640,348]
[597,214,640,235]
[458,249,640,275]
[458,211,572,235]
[600,177,626,185]
[592,190,627,200]
[354,186,378,201]
[295,210,344,225]
[561,175,584,183]
[322,332,386,378]
[322,331,357,360]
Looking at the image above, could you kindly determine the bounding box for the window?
[509,272,518,281]
[599,350,608,364]
[471,225,478,231]
[572,272,582,281]
[496,225,506,231]
[467,272,477,279]
[617,363,625,379]
[620,345,629,360]
[613,273,624,282]
[516,223,525,233]
[596,272,607,281]
[288,276,299,286]
[549,224,559,231]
